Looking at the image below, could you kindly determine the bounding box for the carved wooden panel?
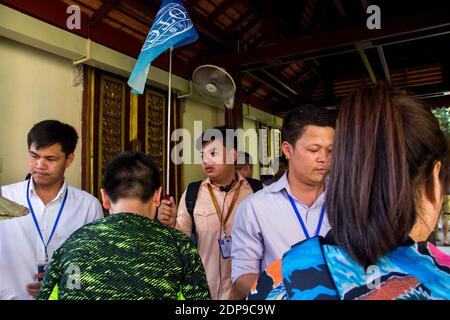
[98,75,125,188]
[145,90,166,186]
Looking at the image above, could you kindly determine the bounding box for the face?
[238,164,253,178]
[282,125,334,186]
[201,140,236,181]
[28,143,74,187]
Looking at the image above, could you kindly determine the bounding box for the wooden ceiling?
[3,0,450,115]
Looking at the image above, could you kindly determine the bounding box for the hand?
[26,272,45,298]
[157,196,177,228]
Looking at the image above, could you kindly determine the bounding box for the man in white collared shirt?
[0,120,103,300]
[231,106,336,298]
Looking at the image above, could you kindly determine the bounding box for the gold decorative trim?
[145,90,166,191]
[88,67,95,195]
[98,74,126,194]
[130,93,138,141]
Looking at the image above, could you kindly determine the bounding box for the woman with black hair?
[249,83,450,300]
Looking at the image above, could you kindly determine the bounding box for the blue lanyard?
[26,179,68,262]
[287,193,326,239]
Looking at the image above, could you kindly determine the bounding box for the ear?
[410,161,443,242]
[432,161,443,207]
[282,141,293,160]
[153,187,162,208]
[100,188,111,210]
[65,153,75,168]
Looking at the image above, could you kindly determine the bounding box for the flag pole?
[166,46,174,197]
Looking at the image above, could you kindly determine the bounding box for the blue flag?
[128,0,199,94]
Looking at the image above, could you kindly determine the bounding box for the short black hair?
[102,151,161,203]
[196,125,237,151]
[236,151,253,168]
[282,105,336,146]
[27,120,79,157]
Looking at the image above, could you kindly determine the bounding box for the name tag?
[218,237,232,259]
[36,260,49,281]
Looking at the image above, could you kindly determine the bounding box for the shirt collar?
[203,173,245,192]
[266,171,290,193]
[267,171,327,208]
[29,178,68,202]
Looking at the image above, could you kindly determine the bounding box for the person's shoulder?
[75,214,106,232]
[241,182,275,205]
[59,217,106,248]
[1,180,27,193]
[67,185,101,204]
[158,221,188,238]
[159,222,194,246]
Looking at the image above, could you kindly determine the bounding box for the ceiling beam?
[235,14,259,40]
[203,9,450,72]
[208,0,238,22]
[90,0,119,28]
[245,83,263,97]
[310,0,329,34]
[246,71,291,99]
[355,42,377,84]
[230,11,254,32]
[261,69,307,99]
[377,46,392,85]
[261,0,280,45]
[242,95,274,114]
[333,0,348,23]
[292,66,310,83]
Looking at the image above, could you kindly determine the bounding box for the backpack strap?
[185,181,202,244]
[245,177,263,193]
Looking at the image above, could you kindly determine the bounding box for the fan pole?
[166,46,173,197]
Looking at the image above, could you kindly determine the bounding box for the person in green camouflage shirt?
[37,151,210,300]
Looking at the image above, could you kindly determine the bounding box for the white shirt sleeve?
[231,197,264,283]
[90,197,104,221]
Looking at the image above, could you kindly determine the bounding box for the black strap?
[185,177,263,245]
[186,181,202,245]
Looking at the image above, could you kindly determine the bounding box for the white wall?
[179,98,223,191]
[0,37,83,187]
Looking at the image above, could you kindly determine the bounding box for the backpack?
[186,177,263,244]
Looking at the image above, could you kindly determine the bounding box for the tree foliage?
[432,107,450,137]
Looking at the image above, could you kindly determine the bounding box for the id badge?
[36,260,49,281]
[218,236,232,259]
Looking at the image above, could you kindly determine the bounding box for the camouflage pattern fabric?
[37,213,210,300]
[0,195,29,220]
[249,237,450,300]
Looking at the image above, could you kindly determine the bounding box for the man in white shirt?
[0,120,103,300]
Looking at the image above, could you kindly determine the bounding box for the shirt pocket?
[194,210,221,232]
